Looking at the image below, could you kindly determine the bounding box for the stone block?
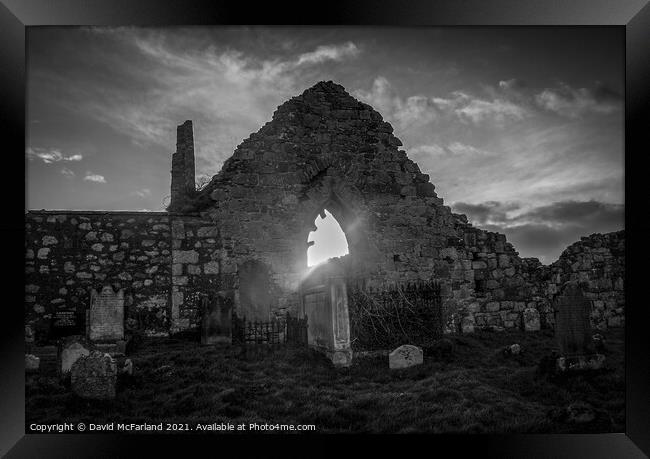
[197,227,219,238]
[389,345,424,369]
[461,315,475,334]
[523,307,541,331]
[204,261,220,274]
[26,354,40,372]
[172,250,199,264]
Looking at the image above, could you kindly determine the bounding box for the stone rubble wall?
[449,215,553,332]
[25,211,173,342]
[540,231,625,330]
[25,211,231,342]
[451,215,624,332]
[169,216,231,332]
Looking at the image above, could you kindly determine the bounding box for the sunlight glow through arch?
[307,209,349,267]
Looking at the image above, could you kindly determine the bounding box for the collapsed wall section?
[541,231,625,330]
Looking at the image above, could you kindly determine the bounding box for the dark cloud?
[534,82,622,118]
[452,201,520,225]
[452,199,624,263]
[518,200,624,226]
[592,82,623,102]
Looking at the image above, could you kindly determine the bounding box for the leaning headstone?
[89,286,125,342]
[60,338,90,376]
[200,294,232,345]
[71,351,117,400]
[554,281,605,372]
[25,354,40,372]
[523,307,541,331]
[389,345,424,369]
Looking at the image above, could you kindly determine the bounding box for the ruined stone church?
[25,81,625,342]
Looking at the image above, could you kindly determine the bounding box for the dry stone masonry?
[24,81,624,344]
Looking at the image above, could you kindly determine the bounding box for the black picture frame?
[2,0,649,457]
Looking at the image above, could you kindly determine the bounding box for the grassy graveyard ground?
[25,328,624,434]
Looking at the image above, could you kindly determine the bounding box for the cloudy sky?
[26,27,623,263]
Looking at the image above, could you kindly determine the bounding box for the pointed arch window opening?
[307,208,350,267]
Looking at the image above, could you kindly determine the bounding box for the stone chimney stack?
[170,120,196,209]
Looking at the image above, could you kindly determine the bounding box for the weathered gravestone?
[389,344,424,369]
[51,309,85,339]
[300,269,352,367]
[523,307,541,332]
[200,294,233,345]
[59,336,91,376]
[89,286,124,342]
[71,351,117,400]
[554,281,605,371]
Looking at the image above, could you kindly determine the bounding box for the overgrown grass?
[26,328,624,434]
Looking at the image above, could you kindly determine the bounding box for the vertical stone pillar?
[170,120,195,209]
[329,276,352,367]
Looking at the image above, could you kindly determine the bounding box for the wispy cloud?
[83,172,106,183]
[409,141,492,158]
[534,82,621,118]
[133,188,151,198]
[354,77,529,130]
[60,167,75,178]
[27,147,83,164]
[52,30,362,178]
[295,42,360,66]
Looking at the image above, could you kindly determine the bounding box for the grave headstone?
[89,286,124,342]
[554,281,605,372]
[200,294,232,345]
[25,354,40,372]
[71,351,117,400]
[554,281,593,356]
[523,307,541,332]
[389,344,424,369]
[51,310,85,339]
[60,338,90,376]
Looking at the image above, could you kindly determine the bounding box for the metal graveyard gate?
[232,312,307,346]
